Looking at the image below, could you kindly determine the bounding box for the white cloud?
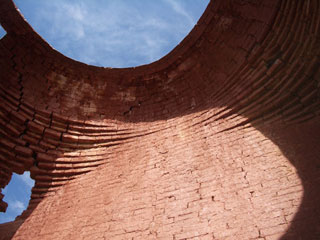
[163,0,195,27]
[14,0,208,67]
[62,3,86,21]
[9,200,25,213]
[17,172,34,188]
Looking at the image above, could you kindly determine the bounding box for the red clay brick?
[0,1,320,240]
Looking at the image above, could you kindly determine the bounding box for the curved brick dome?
[0,0,320,239]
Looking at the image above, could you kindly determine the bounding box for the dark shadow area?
[254,118,320,239]
[0,220,24,239]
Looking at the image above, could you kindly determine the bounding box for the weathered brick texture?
[0,0,319,239]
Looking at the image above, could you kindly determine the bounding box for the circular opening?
[0,172,34,223]
[13,0,209,68]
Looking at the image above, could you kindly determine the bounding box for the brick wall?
[0,0,319,239]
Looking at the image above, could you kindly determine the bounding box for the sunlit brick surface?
[0,0,319,239]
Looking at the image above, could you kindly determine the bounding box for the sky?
[12,0,209,67]
[0,25,5,39]
[0,0,209,223]
[0,172,34,223]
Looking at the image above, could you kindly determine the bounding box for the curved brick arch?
[0,0,319,239]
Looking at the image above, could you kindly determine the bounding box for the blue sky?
[0,172,34,223]
[0,24,6,39]
[0,0,209,223]
[12,0,209,67]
